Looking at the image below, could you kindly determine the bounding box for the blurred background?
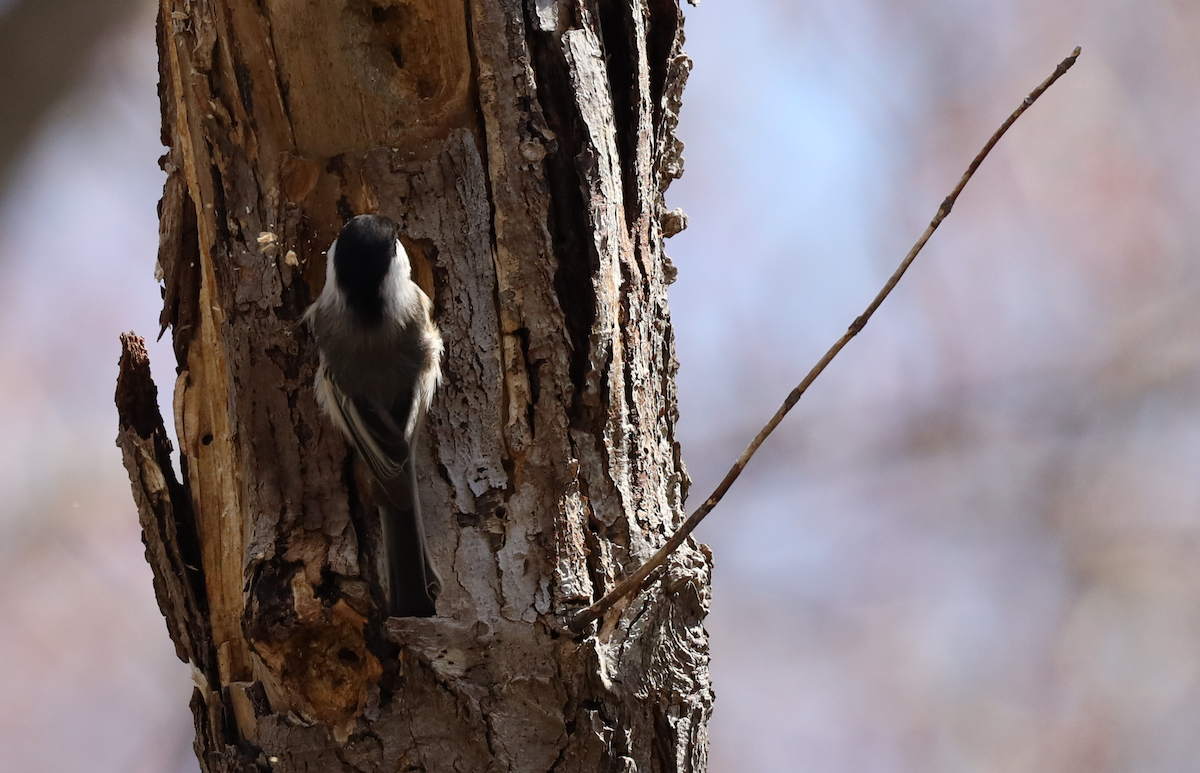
[2,0,1198,771]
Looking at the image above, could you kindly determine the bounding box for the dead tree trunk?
[116,0,710,770]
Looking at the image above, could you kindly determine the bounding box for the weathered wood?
[118,0,710,769]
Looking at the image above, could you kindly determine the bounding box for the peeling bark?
[117,0,710,769]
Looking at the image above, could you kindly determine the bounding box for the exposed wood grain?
[125,0,711,768]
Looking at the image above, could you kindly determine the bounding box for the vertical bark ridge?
[123,0,711,769]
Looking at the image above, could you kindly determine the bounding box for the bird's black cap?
[334,214,399,326]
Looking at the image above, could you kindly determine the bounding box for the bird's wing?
[315,364,407,482]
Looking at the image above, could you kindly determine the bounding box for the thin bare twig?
[567,46,1082,633]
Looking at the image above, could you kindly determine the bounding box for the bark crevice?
[121,0,711,769]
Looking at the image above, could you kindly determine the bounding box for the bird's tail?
[376,457,441,617]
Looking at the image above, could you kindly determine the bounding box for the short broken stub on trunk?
[118,0,710,770]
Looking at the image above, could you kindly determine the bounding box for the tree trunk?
[115,0,710,770]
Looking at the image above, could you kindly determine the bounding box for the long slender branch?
[568,46,1082,633]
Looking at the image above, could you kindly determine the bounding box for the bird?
[304,214,443,617]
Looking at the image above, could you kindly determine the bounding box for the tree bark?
[116,0,710,770]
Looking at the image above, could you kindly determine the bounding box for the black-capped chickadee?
[305,214,443,617]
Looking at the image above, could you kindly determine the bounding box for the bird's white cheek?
[325,239,339,284]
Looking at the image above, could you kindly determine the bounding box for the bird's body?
[305,214,442,617]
